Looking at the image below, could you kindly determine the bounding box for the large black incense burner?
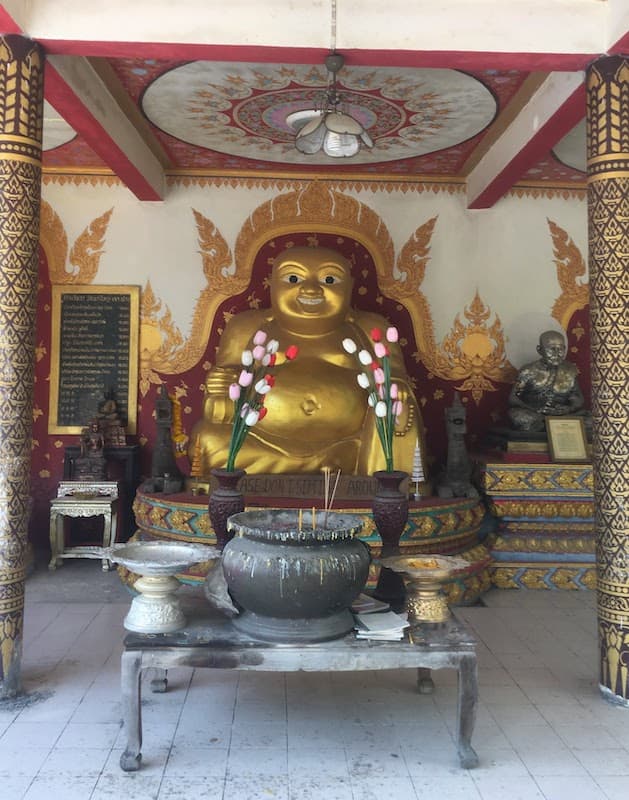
[222,509,370,643]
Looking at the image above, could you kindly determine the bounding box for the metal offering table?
[120,600,479,771]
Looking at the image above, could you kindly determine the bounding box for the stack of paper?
[354,610,410,641]
[351,593,390,615]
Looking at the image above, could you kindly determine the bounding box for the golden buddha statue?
[189,246,426,478]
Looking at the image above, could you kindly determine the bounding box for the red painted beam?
[44,61,163,201]
[468,80,586,209]
[33,40,600,73]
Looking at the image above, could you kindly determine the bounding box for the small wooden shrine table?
[119,601,479,771]
[49,481,119,571]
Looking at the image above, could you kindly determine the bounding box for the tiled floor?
[1,557,627,799]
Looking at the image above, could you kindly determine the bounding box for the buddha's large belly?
[257,360,366,446]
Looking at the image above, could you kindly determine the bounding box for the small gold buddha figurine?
[74,420,107,480]
[508,330,589,432]
[189,245,426,478]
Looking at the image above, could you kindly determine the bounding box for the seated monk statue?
[189,245,426,477]
[508,330,589,433]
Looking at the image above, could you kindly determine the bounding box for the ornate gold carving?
[0,37,43,153]
[39,202,113,285]
[492,565,596,591]
[489,500,593,518]
[492,535,595,553]
[482,464,594,494]
[548,220,590,328]
[139,281,184,396]
[437,291,516,404]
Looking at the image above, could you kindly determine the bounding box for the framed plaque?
[545,416,589,463]
[49,285,140,435]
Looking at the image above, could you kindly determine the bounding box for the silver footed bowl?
[108,541,220,575]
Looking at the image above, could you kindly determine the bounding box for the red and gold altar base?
[131,480,491,606]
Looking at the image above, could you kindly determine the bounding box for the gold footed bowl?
[380,554,469,624]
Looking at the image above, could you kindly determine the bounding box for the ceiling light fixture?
[286,1,373,158]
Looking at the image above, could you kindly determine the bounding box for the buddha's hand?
[393,385,414,436]
[203,367,239,424]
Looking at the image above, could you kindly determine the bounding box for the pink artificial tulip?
[238,369,253,387]
[253,330,267,346]
[386,326,399,343]
[252,345,266,361]
[228,383,241,401]
[373,367,385,385]
[374,342,387,359]
[390,382,399,399]
[394,400,404,417]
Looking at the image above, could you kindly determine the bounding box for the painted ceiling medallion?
[142,62,497,165]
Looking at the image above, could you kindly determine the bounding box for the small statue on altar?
[188,245,426,479]
[96,390,127,447]
[149,385,183,493]
[74,420,107,480]
[508,330,589,432]
[437,393,478,499]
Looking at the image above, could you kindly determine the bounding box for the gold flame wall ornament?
[548,219,590,328]
[438,291,516,404]
[139,281,184,396]
[39,203,113,285]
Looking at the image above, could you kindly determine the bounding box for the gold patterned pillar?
[587,55,629,704]
[0,36,44,698]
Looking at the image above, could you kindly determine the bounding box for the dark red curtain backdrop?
[29,236,591,548]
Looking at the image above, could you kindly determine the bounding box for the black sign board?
[49,285,139,434]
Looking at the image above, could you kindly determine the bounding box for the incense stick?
[329,468,341,511]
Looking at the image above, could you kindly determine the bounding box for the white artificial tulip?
[357,373,370,389]
[358,349,372,366]
[255,379,272,394]
[342,338,357,354]
[375,400,387,417]
[245,409,260,427]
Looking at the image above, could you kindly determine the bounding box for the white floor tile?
[534,775,609,800]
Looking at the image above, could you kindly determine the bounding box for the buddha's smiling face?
[271,247,353,334]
